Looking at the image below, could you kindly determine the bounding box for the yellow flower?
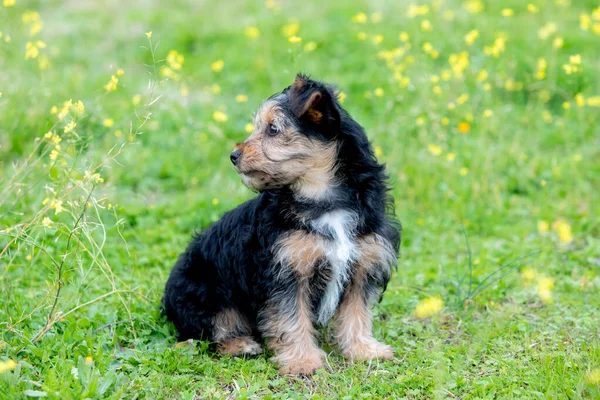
[0,360,16,373]
[446,152,456,161]
[458,122,470,133]
[441,69,452,81]
[483,109,493,118]
[357,31,367,40]
[460,167,469,176]
[64,121,76,133]
[536,58,547,79]
[104,75,118,92]
[428,144,442,156]
[264,0,279,10]
[167,50,184,70]
[449,52,469,78]
[399,32,409,42]
[575,93,585,107]
[537,277,554,303]
[374,146,383,157]
[501,8,514,17]
[477,69,488,82]
[25,41,46,59]
[554,220,573,244]
[585,369,600,385]
[72,100,85,115]
[244,26,260,38]
[3,0,15,6]
[103,118,114,127]
[538,23,557,40]
[213,111,228,123]
[374,87,384,97]
[288,36,302,44]
[441,117,450,126]
[433,86,442,95]
[236,94,248,103]
[42,217,53,227]
[457,93,469,105]
[465,29,479,45]
[145,31,152,39]
[447,102,456,111]
[521,267,537,283]
[463,0,483,14]
[553,37,564,49]
[420,20,433,32]
[587,96,600,107]
[373,35,383,44]
[245,122,254,133]
[85,356,93,364]
[51,199,64,214]
[212,198,219,206]
[211,59,224,72]
[114,130,122,137]
[570,54,581,65]
[303,41,317,52]
[580,13,591,31]
[414,296,443,318]
[211,84,220,95]
[282,22,300,37]
[407,4,430,18]
[538,220,549,233]
[351,12,367,23]
[116,68,124,76]
[527,4,539,13]
[337,91,346,104]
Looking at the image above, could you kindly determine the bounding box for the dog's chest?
[310,210,358,324]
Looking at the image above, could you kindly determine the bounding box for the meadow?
[1,0,600,398]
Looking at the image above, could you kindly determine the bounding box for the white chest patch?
[310,209,358,324]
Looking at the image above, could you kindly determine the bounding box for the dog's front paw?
[342,340,394,361]
[218,336,263,357]
[274,348,325,376]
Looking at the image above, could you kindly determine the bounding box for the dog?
[163,74,401,375]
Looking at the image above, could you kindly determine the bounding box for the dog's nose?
[230,149,242,165]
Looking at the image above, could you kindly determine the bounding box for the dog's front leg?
[260,276,325,375]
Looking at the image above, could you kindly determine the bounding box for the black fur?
[162,75,401,342]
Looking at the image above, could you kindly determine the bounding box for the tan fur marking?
[264,280,325,375]
[334,234,396,361]
[291,142,337,199]
[217,336,263,357]
[274,231,326,277]
[212,308,251,342]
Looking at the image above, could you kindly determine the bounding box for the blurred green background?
[1,0,600,398]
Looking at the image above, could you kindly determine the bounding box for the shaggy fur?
[163,74,401,375]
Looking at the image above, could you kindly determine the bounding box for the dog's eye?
[268,124,279,136]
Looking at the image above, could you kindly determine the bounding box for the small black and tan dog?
[163,74,400,375]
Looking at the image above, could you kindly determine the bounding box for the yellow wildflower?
[449,52,469,78]
[374,88,384,97]
[212,198,219,206]
[538,220,549,233]
[304,41,317,52]
[420,20,433,31]
[337,91,346,104]
[458,122,470,133]
[554,220,573,244]
[245,122,254,133]
[563,102,571,109]
[477,69,488,82]
[51,199,64,214]
[64,121,76,133]
[580,14,591,31]
[373,35,383,44]
[211,59,224,72]
[522,267,537,283]
[553,37,564,49]
[483,109,493,118]
[460,167,469,176]
[374,146,383,157]
[72,100,85,115]
[457,93,469,105]
[132,94,142,106]
[103,118,114,127]
[465,29,479,45]
[351,12,367,23]
[288,36,302,44]
[114,130,122,137]
[536,58,547,79]
[575,93,585,107]
[463,0,483,14]
[264,0,279,10]
[414,296,443,318]
[167,50,184,70]
[538,23,557,40]
[527,4,539,13]
[236,94,248,103]
[25,41,46,59]
[446,152,456,161]
[104,75,118,92]
[399,32,409,42]
[211,84,220,95]
[428,144,442,156]
[282,23,300,37]
[501,8,514,17]
[0,360,16,373]
[587,96,600,107]
[85,356,93,364]
[244,26,260,38]
[213,111,228,123]
[407,4,430,18]
[357,32,367,40]
[42,217,53,227]
[145,31,152,39]
[537,277,554,303]
[116,68,124,76]
[441,117,450,126]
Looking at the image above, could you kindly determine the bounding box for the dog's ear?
[288,74,339,127]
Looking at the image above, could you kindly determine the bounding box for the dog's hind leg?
[213,309,262,356]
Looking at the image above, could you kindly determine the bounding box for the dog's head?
[231,74,341,197]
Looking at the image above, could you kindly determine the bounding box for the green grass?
[1,0,600,398]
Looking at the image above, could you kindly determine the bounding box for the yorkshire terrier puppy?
[163,74,400,375]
